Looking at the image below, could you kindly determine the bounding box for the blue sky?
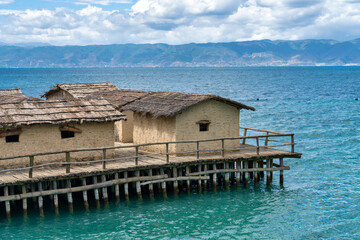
[1,0,360,46]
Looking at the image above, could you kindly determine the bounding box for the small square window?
[61,131,75,139]
[199,123,209,132]
[6,135,19,143]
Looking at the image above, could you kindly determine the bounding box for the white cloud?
[0,0,360,46]
[0,0,14,4]
[74,0,132,6]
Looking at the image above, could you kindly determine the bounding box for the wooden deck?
[0,143,301,186]
[0,128,303,218]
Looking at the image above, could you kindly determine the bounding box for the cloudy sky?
[0,0,360,46]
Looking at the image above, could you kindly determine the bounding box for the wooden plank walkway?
[0,143,301,186]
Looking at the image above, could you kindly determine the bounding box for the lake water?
[0,67,359,239]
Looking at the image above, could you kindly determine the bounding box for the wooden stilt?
[53,181,59,215]
[186,166,191,193]
[178,167,183,191]
[212,164,217,191]
[101,175,109,204]
[160,168,167,198]
[270,159,273,181]
[260,160,265,178]
[114,173,120,202]
[22,185,27,216]
[244,161,249,188]
[31,183,36,203]
[81,178,89,210]
[38,182,44,217]
[279,158,284,185]
[9,186,14,204]
[135,171,142,200]
[124,172,129,201]
[198,165,202,192]
[230,162,235,183]
[203,164,208,191]
[173,167,179,194]
[254,160,259,187]
[67,180,73,213]
[249,161,254,179]
[48,182,53,201]
[148,169,154,199]
[4,186,10,218]
[266,159,271,187]
[236,161,241,187]
[216,163,225,186]
[224,162,230,190]
[93,176,100,208]
[156,169,161,192]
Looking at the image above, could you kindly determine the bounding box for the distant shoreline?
[1,39,360,68]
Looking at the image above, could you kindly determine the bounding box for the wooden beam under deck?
[0,144,300,186]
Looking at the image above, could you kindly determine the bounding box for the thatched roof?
[0,90,126,128]
[0,88,24,97]
[122,91,255,118]
[0,88,39,104]
[42,82,119,99]
[42,82,151,108]
[42,82,255,118]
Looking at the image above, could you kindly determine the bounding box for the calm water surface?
[0,67,359,239]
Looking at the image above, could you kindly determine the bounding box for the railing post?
[135,146,139,165]
[196,141,200,159]
[256,137,260,155]
[291,134,295,153]
[221,139,225,157]
[265,131,269,147]
[102,149,106,169]
[166,143,169,163]
[242,128,247,144]
[66,152,70,173]
[29,156,34,178]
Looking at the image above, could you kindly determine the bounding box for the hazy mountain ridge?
[1,39,360,67]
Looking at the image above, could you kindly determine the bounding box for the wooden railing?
[240,126,295,153]
[0,127,296,178]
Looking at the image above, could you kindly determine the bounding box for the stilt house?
[0,88,126,167]
[42,83,255,154]
[42,83,150,142]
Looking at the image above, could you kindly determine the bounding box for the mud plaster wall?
[175,100,240,154]
[0,122,115,169]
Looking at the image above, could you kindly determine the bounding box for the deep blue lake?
[0,67,359,239]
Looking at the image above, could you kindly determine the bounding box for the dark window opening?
[199,123,209,132]
[61,131,75,139]
[6,135,19,143]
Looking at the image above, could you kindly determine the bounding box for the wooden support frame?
[59,126,82,133]
[0,128,22,138]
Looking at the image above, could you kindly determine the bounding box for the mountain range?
[1,39,360,67]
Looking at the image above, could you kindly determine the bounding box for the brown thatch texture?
[0,93,126,128]
[42,83,255,118]
[122,91,255,118]
[0,88,24,97]
[42,82,151,108]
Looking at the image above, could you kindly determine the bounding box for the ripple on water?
[0,67,359,239]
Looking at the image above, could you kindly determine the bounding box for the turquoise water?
[0,67,359,239]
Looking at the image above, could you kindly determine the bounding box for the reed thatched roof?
[0,88,39,105]
[0,88,24,97]
[42,82,151,108]
[42,82,255,118]
[122,91,255,118]
[0,89,126,128]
